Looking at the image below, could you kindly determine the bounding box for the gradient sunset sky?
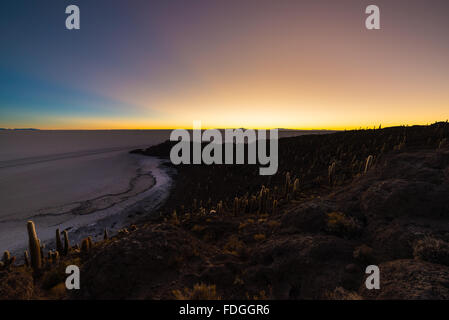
[1,0,448,129]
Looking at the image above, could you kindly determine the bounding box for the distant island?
[0,128,40,131]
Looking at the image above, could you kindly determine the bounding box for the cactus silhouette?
[293,178,300,193]
[55,228,63,254]
[63,230,70,256]
[27,221,42,271]
[49,250,60,264]
[2,251,10,264]
[328,162,336,186]
[24,250,30,267]
[233,197,240,216]
[39,240,44,262]
[364,155,374,173]
[272,199,278,215]
[217,201,223,215]
[87,236,93,248]
[81,238,90,254]
[2,251,15,270]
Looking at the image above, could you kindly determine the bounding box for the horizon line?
[1,122,446,132]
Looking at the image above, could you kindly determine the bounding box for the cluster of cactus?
[0,220,113,276]
[230,185,280,215]
[199,171,302,218]
[1,250,16,270]
[47,250,60,265]
[190,197,217,216]
[393,135,406,151]
[28,224,64,268]
[283,171,300,199]
[235,193,253,215]
[160,122,449,225]
[257,185,271,214]
[80,236,93,254]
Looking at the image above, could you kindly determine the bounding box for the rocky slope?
[2,123,449,299]
[73,123,449,299]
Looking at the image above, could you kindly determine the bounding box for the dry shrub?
[253,233,266,241]
[246,287,272,300]
[173,283,221,300]
[223,235,245,256]
[353,244,374,263]
[191,224,206,232]
[326,212,361,238]
[266,220,281,228]
[238,222,247,230]
[0,269,34,299]
[413,237,449,266]
[324,287,362,300]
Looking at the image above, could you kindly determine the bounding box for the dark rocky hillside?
[2,122,449,299]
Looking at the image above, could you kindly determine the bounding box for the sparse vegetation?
[1,122,449,300]
[223,235,245,256]
[324,287,362,300]
[253,233,266,241]
[326,212,361,238]
[173,283,221,300]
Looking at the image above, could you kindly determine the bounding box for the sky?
[0,0,448,130]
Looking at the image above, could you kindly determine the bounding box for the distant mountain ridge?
[0,128,40,131]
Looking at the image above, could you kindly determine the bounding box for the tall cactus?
[27,221,42,271]
[81,238,90,254]
[364,155,374,173]
[63,230,70,256]
[216,201,223,215]
[272,199,278,215]
[55,228,63,254]
[293,178,300,193]
[233,197,240,216]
